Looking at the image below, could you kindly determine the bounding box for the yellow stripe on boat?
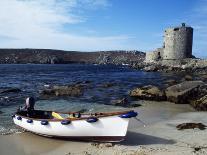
[52,112,63,119]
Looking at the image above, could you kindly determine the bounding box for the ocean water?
[0,64,182,134]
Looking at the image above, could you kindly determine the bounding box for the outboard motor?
[25,97,35,110]
[25,97,35,117]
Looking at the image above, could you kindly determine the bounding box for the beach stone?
[111,98,129,106]
[165,81,204,104]
[176,123,206,130]
[91,143,113,148]
[130,85,166,101]
[41,84,84,97]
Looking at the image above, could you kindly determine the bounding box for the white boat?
[12,110,138,142]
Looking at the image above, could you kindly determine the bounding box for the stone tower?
[163,23,193,60]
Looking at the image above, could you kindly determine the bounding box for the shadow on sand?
[120,131,175,146]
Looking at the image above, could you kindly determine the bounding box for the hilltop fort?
[146,23,193,63]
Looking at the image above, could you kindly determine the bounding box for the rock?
[101,83,115,88]
[111,98,129,106]
[199,74,207,82]
[184,75,193,81]
[165,81,204,104]
[191,95,207,111]
[130,85,166,101]
[176,123,206,130]
[143,66,158,72]
[91,143,114,148]
[99,143,113,148]
[75,80,92,85]
[41,84,84,97]
[0,88,21,94]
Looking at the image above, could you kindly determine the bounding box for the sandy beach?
[1,101,207,155]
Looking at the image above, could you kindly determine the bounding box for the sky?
[0,0,207,57]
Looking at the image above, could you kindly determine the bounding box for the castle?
[145,23,193,62]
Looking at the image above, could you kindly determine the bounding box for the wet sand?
[1,101,207,155]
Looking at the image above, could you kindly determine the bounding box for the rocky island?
[0,49,145,65]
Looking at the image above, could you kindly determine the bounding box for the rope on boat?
[134,117,147,127]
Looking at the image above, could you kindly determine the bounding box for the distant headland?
[0,49,145,65]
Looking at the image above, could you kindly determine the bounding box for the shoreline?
[2,101,207,155]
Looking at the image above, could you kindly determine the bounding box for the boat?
[12,109,138,142]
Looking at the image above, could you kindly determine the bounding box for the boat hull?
[13,115,129,142]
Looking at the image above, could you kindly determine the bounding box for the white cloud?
[0,0,137,51]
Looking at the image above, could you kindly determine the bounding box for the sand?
[1,101,207,155]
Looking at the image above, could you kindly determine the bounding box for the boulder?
[184,75,193,81]
[130,85,166,101]
[165,81,204,104]
[191,95,207,111]
[41,84,84,97]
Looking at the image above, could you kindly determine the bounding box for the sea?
[0,64,183,135]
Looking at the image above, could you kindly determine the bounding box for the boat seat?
[52,112,64,119]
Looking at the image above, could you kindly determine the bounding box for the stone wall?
[145,48,163,63]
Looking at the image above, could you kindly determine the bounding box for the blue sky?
[0,0,207,57]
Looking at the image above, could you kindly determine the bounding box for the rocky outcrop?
[129,85,166,101]
[138,59,207,73]
[191,95,207,111]
[165,81,204,104]
[41,84,84,97]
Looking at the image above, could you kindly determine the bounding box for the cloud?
[0,0,136,51]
